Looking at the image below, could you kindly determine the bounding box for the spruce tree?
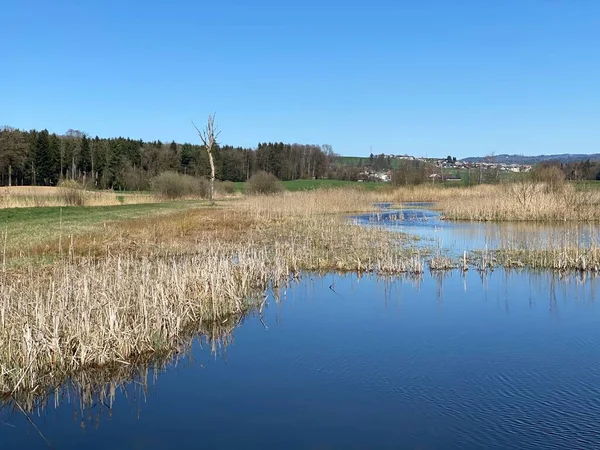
[32,130,51,185]
[80,135,92,173]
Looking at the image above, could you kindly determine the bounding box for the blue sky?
[2,0,599,158]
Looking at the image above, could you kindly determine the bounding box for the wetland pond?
[2,205,600,449]
[353,203,600,254]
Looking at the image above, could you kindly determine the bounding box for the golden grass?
[0,186,160,208]
[342,182,600,222]
[437,183,600,222]
[238,188,391,218]
[0,249,289,394]
[483,226,600,271]
[3,314,244,415]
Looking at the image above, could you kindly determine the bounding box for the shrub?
[197,177,210,199]
[245,172,284,195]
[391,160,427,186]
[151,171,210,199]
[217,180,237,195]
[57,179,86,206]
[530,165,565,193]
[119,166,150,191]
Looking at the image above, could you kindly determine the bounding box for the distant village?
[355,154,533,183]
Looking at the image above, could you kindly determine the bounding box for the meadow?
[231,178,388,192]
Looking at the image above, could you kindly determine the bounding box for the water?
[2,270,600,449]
[353,203,600,254]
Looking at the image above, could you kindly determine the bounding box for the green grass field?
[232,179,389,192]
[0,200,207,254]
[572,180,600,190]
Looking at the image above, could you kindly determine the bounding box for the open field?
[231,179,389,192]
[0,200,208,261]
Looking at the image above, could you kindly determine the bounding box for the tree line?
[551,160,600,181]
[0,126,335,189]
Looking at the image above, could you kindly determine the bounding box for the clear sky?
[1,0,599,158]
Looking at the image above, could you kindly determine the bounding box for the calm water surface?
[2,270,600,449]
[352,203,599,254]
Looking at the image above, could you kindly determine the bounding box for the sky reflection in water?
[2,270,600,449]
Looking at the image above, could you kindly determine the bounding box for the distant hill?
[461,154,600,165]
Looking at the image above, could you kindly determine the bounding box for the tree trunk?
[60,145,64,181]
[8,164,12,187]
[207,148,215,204]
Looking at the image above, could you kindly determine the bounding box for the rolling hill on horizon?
[461,153,600,165]
[337,153,600,166]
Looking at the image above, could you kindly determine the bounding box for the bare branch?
[191,113,220,205]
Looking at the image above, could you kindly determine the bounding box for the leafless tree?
[192,114,220,204]
[506,177,536,209]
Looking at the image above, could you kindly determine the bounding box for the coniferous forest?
[0,126,345,189]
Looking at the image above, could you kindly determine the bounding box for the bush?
[530,165,565,193]
[217,180,237,195]
[391,160,427,186]
[151,171,210,199]
[246,171,284,195]
[119,166,150,191]
[57,179,86,206]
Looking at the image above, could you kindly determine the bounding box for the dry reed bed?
[239,188,392,218]
[0,247,289,395]
[1,192,428,396]
[2,311,245,415]
[0,186,159,208]
[437,183,600,222]
[486,244,600,272]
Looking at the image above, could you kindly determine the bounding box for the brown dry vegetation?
[490,246,600,271]
[373,182,600,222]
[0,186,160,209]
[437,183,600,222]
[1,183,599,399]
[0,189,425,397]
[2,309,245,415]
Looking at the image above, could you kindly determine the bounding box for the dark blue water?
[2,270,600,449]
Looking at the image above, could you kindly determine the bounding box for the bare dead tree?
[192,114,220,204]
